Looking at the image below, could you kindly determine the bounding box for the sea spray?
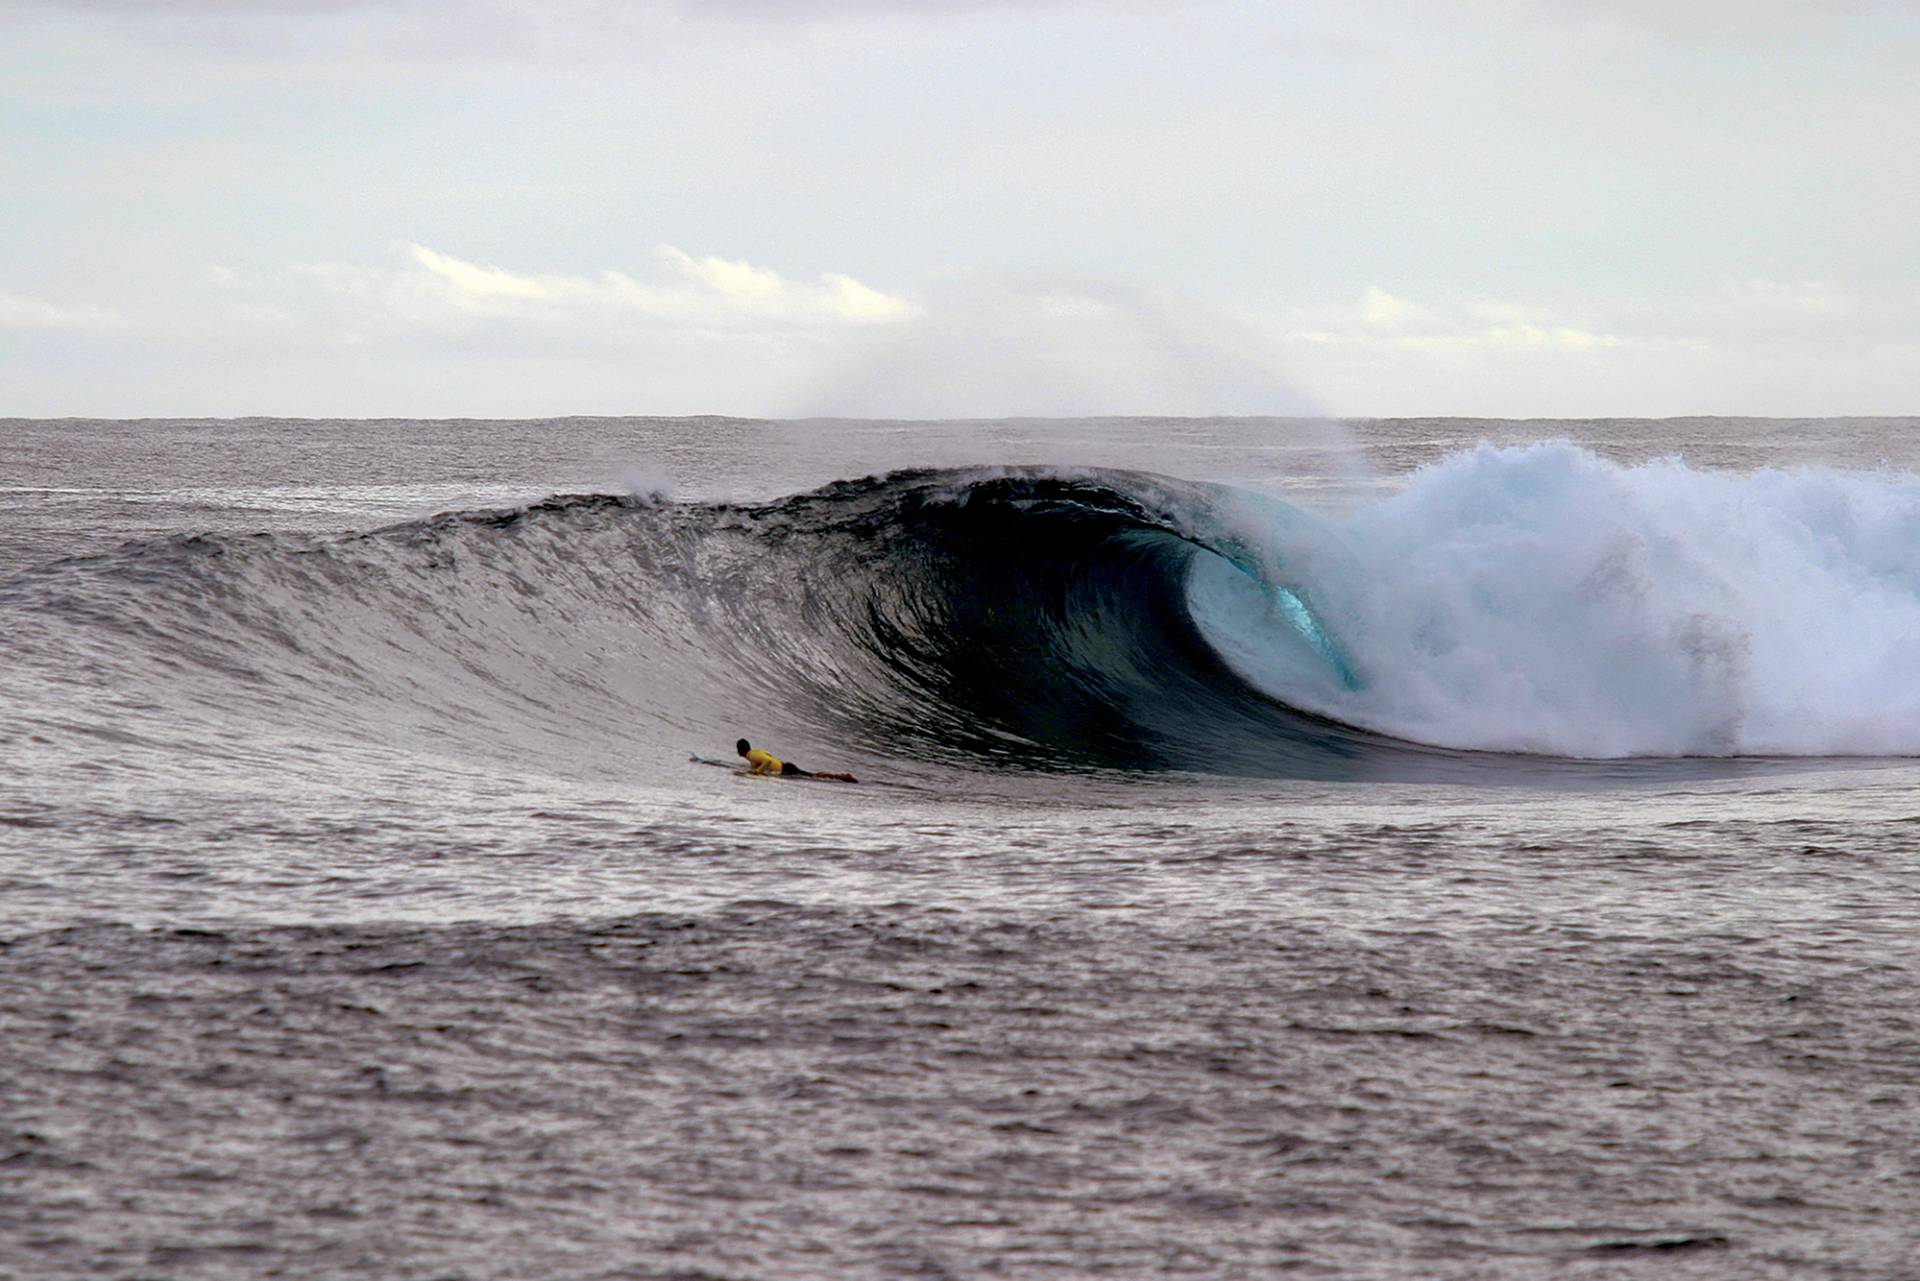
[1207,441,1920,757]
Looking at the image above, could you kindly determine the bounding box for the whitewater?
[1199,440,1920,758]
[4,415,1919,1280]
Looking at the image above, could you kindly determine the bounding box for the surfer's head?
[736,738,751,757]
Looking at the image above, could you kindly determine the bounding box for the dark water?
[4,416,1919,1279]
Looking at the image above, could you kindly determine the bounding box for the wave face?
[7,444,1920,782]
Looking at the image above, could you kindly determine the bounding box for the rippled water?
[4,416,1918,1279]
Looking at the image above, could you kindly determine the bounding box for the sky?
[2,0,1916,418]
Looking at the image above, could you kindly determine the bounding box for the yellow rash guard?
[743,748,783,774]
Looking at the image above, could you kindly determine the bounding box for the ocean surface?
[4,415,1919,1280]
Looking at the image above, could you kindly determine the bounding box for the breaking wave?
[7,443,1920,782]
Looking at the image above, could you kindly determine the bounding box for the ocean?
[3,415,1918,1279]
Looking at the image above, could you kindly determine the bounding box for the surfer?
[735,738,857,783]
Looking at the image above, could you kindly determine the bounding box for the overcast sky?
[3,0,1916,417]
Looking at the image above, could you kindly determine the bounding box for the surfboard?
[687,754,861,784]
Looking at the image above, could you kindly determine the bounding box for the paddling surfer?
[735,738,857,783]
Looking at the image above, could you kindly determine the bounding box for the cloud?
[1726,277,1851,319]
[1286,288,1624,355]
[1357,286,1438,331]
[407,244,552,300]
[294,242,917,330]
[1276,274,1913,377]
[0,289,127,331]
[1263,277,1920,416]
[651,245,783,303]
